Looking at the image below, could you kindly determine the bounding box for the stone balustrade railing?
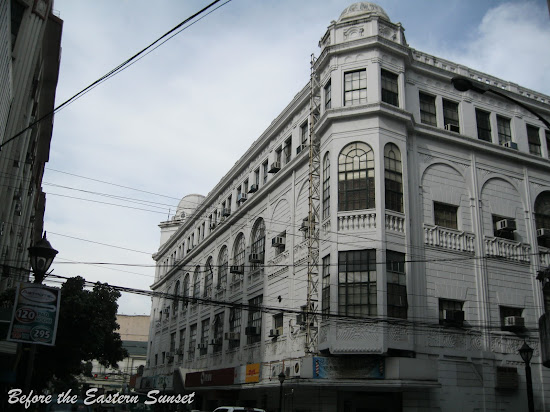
[484,236,531,262]
[424,225,475,253]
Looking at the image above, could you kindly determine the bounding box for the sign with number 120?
[7,283,61,346]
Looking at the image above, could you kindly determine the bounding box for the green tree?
[9,276,128,391]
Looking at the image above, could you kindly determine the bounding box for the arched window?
[204,257,213,298]
[384,143,403,212]
[338,142,375,211]
[232,233,246,280]
[183,273,190,309]
[323,152,330,219]
[535,192,550,247]
[193,266,201,300]
[217,246,228,289]
[250,218,266,270]
[173,280,180,313]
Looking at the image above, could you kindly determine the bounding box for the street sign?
[7,283,61,346]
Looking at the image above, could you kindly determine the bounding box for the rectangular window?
[322,255,330,319]
[283,138,292,164]
[527,125,541,156]
[179,328,185,360]
[475,109,492,142]
[247,295,263,344]
[419,92,437,126]
[439,299,464,325]
[213,313,224,353]
[243,180,249,194]
[344,69,367,106]
[443,99,460,133]
[301,121,308,145]
[497,115,512,145]
[254,168,260,186]
[338,250,377,317]
[275,147,282,164]
[381,69,399,107]
[386,251,407,319]
[262,161,268,185]
[273,313,283,335]
[546,131,550,159]
[434,202,458,230]
[324,80,332,110]
[200,318,209,356]
[229,307,241,349]
[188,324,197,360]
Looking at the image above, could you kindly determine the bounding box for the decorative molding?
[343,26,364,41]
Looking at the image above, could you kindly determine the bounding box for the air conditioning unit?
[444,123,460,133]
[237,193,247,203]
[443,310,465,326]
[249,253,264,263]
[222,208,231,217]
[296,144,307,155]
[504,316,525,330]
[163,307,170,315]
[503,141,518,150]
[268,162,281,173]
[224,332,240,341]
[272,236,286,247]
[248,184,259,193]
[496,219,516,232]
[230,265,244,274]
[268,329,280,338]
[537,228,550,238]
[245,326,260,336]
[210,338,222,346]
[197,343,207,350]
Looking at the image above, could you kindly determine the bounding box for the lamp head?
[451,77,487,94]
[278,371,286,384]
[28,232,58,283]
[519,341,534,364]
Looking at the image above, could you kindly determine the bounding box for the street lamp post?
[519,341,535,412]
[24,232,58,392]
[278,371,286,412]
[451,76,550,129]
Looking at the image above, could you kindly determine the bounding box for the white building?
[145,3,550,411]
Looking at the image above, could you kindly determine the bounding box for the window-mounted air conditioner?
[230,265,244,274]
[268,162,281,173]
[495,367,518,390]
[163,307,170,315]
[222,208,231,217]
[210,338,222,346]
[224,332,240,341]
[537,228,550,238]
[269,329,280,338]
[237,193,247,203]
[443,310,464,326]
[503,141,518,150]
[249,253,264,263]
[197,343,207,350]
[504,316,524,329]
[444,124,460,133]
[248,184,259,193]
[272,236,286,247]
[496,219,516,232]
[245,326,260,336]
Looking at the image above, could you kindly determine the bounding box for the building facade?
[0,0,62,396]
[145,3,550,411]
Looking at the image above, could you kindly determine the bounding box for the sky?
[43,0,550,315]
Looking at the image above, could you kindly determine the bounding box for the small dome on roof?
[175,194,204,220]
[338,2,390,23]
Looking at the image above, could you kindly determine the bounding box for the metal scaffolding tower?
[305,54,321,354]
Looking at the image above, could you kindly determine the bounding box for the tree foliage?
[11,276,128,391]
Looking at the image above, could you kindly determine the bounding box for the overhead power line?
[0,0,231,150]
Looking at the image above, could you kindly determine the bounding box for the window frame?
[386,251,407,319]
[434,202,458,230]
[344,69,367,106]
[338,142,375,211]
[419,92,437,126]
[443,99,460,133]
[381,69,399,107]
[475,108,492,142]
[384,143,403,213]
[527,124,541,156]
[247,295,263,345]
[324,80,332,110]
[338,250,377,317]
[497,115,512,145]
[322,152,330,220]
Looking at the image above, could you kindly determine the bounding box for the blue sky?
[44,0,550,314]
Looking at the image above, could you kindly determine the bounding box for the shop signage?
[7,283,60,346]
[245,363,260,383]
[310,356,384,379]
[185,367,234,388]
